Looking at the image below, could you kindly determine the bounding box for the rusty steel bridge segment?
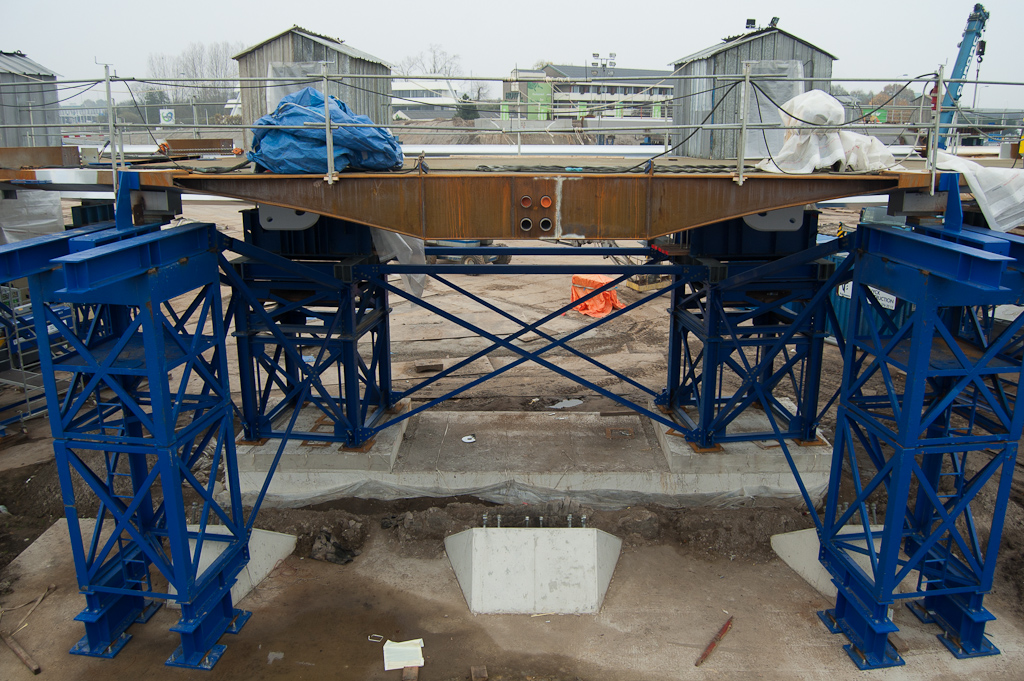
[0,155,1019,672]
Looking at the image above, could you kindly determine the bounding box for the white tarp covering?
[0,190,63,244]
[936,151,1024,232]
[756,90,903,174]
[234,477,823,512]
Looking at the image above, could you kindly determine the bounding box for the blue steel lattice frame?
[224,219,715,447]
[220,219,834,524]
[817,204,1023,669]
[357,260,706,441]
[659,236,851,449]
[5,209,252,670]
[221,234,394,447]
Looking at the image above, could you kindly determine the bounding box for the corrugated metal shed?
[671,28,836,159]
[0,51,60,147]
[234,26,392,127]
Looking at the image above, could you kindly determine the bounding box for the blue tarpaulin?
[248,87,403,174]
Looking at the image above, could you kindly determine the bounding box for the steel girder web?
[350,255,706,441]
[660,238,851,450]
[220,236,393,447]
[24,223,250,671]
[818,224,1023,670]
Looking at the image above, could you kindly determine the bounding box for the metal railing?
[1,69,1022,187]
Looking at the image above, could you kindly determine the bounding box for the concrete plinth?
[771,525,917,599]
[167,525,296,608]
[651,405,831,505]
[444,527,622,614]
[237,399,410,475]
[235,407,830,509]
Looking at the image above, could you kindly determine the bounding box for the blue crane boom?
[939,3,989,148]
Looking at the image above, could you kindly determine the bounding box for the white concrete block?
[771,527,836,599]
[771,525,917,600]
[444,528,622,614]
[168,526,296,609]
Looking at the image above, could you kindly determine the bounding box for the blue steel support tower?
[225,208,395,448]
[0,176,253,670]
[660,210,848,450]
[818,174,1023,669]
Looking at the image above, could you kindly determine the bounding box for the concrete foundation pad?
[445,527,622,614]
[3,519,294,612]
[236,408,830,509]
[652,405,831,504]
[167,526,296,609]
[771,526,918,600]
[236,399,410,474]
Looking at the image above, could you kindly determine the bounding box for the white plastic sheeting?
[266,62,321,115]
[936,151,1024,232]
[233,477,823,512]
[756,90,903,174]
[371,228,426,297]
[0,190,63,244]
[745,61,805,160]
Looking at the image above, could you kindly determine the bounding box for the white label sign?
[159,109,175,124]
[837,282,897,310]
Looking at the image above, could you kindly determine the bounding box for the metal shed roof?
[0,51,57,77]
[232,26,391,67]
[670,28,838,67]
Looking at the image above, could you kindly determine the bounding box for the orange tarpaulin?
[570,274,625,318]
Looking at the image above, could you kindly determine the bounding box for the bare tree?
[397,44,462,77]
[459,81,492,101]
[148,41,244,103]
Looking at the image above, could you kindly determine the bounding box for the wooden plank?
[1,631,40,674]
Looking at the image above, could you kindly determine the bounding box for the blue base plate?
[166,643,226,670]
[69,631,131,659]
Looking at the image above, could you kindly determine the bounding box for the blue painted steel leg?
[908,590,999,658]
[818,562,903,669]
[166,542,252,669]
[817,203,1022,669]
[663,240,849,448]
[1,219,251,670]
[67,536,161,658]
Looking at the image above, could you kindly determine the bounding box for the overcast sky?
[4,0,1024,108]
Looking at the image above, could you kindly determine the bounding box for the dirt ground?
[1,200,1024,678]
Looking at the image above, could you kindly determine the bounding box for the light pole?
[179,73,199,138]
[589,52,617,121]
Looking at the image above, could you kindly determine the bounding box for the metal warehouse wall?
[237,32,392,129]
[0,74,60,147]
[673,32,834,160]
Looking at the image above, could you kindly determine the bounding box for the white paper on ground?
[383,638,425,671]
